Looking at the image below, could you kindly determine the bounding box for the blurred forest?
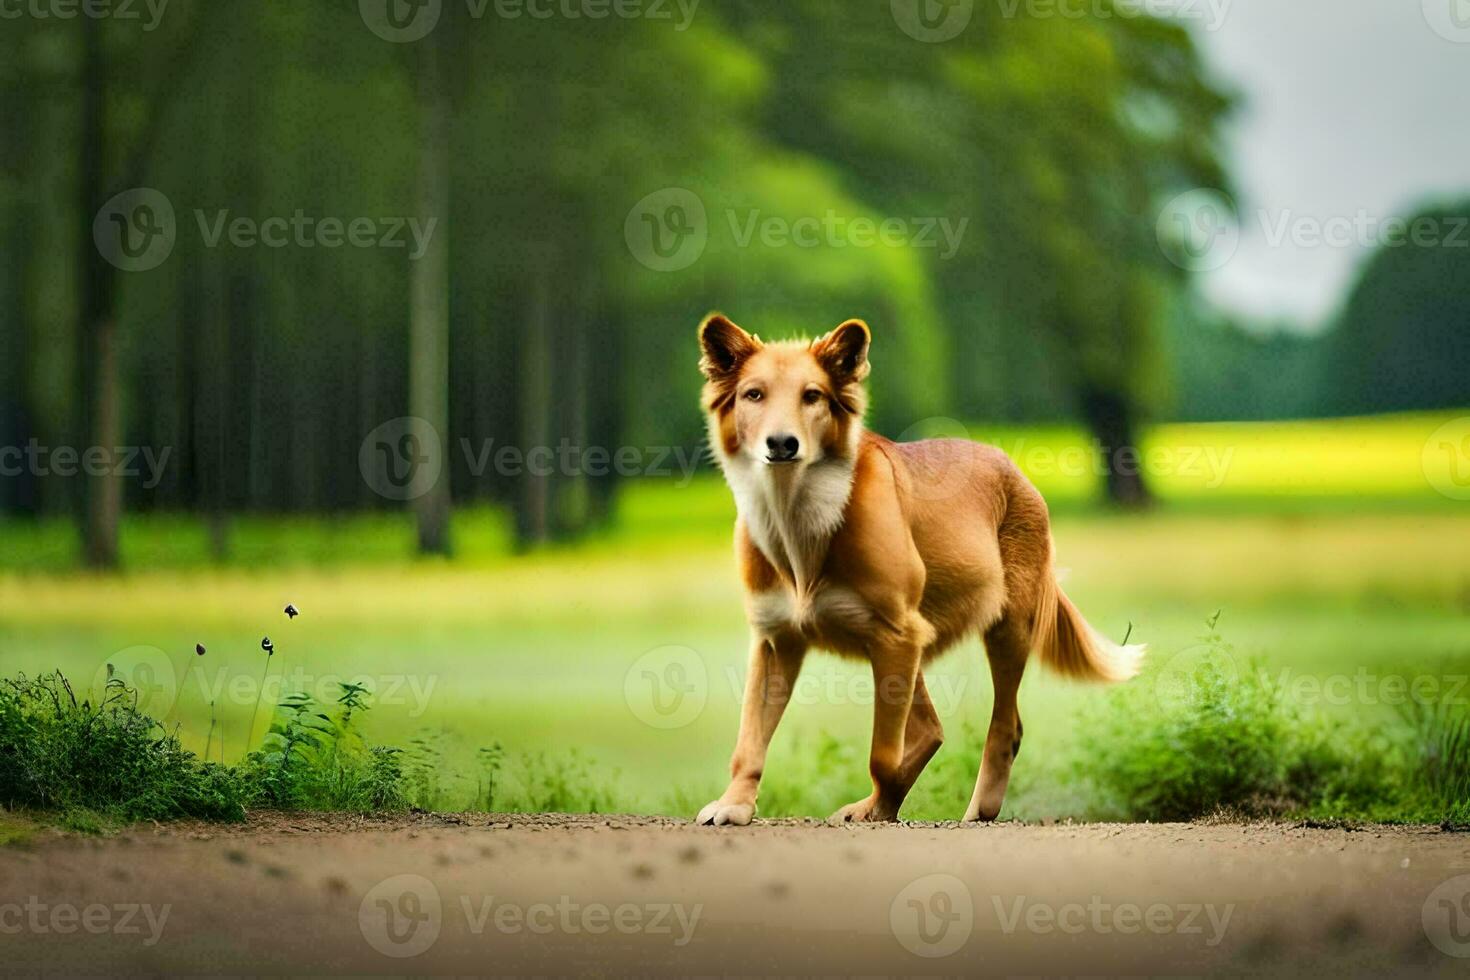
[0,0,1465,567]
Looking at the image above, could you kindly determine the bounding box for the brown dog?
[695,314,1144,826]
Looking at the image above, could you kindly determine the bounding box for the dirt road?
[1,813,1467,977]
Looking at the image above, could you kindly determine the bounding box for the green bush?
[1397,699,1470,827]
[238,683,408,813]
[1079,620,1396,822]
[1083,661,1289,820]
[0,671,246,822]
[0,667,627,826]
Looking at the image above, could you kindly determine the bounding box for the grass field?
[1,411,1467,821]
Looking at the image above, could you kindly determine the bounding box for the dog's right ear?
[698,313,761,381]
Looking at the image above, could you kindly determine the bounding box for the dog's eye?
[743,389,763,402]
[802,389,823,405]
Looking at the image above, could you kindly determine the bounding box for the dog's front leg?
[696,633,806,826]
[829,641,921,824]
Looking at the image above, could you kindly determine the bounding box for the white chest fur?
[721,454,855,597]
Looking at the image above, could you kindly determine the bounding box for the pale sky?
[1188,0,1470,329]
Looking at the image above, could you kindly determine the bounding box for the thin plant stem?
[190,659,209,759]
[246,653,271,752]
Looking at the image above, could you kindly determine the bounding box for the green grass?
[233,683,409,813]
[0,671,247,824]
[0,811,40,846]
[3,504,1466,823]
[1,411,1468,823]
[1075,616,1401,822]
[0,664,627,828]
[1397,699,1470,827]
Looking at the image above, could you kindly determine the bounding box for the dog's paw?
[827,796,897,825]
[695,801,754,826]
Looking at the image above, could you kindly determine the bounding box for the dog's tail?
[1031,561,1145,683]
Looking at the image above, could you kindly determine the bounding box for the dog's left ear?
[812,319,871,384]
[699,313,761,382]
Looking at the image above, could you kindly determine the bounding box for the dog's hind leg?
[697,633,807,826]
[963,614,1029,822]
[895,670,944,791]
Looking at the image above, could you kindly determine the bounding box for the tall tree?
[410,30,453,555]
[75,15,117,566]
[0,26,35,517]
[1327,200,1470,416]
[720,0,1232,504]
[75,9,215,566]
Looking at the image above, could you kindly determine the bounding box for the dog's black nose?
[766,434,800,461]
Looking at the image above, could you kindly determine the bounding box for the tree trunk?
[515,253,552,550]
[550,271,594,538]
[72,6,215,562]
[409,34,452,555]
[585,308,623,527]
[1,71,38,518]
[78,17,121,568]
[1080,386,1152,508]
[81,318,122,567]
